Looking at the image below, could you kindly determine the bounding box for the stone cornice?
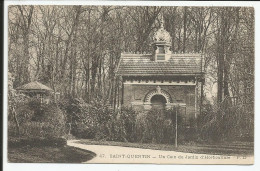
[123,80,196,85]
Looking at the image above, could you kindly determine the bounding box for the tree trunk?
[183,7,187,53]
[12,108,20,137]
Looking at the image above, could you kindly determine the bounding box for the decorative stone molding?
[156,85,161,93]
[124,80,196,85]
[144,86,173,103]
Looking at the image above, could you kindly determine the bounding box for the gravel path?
[67,140,254,164]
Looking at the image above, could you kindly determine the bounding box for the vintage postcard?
[4,1,255,166]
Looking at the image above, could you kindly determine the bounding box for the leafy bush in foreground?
[197,99,254,142]
[8,101,66,139]
[59,97,138,142]
[135,108,185,144]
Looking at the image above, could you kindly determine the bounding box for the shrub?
[59,96,141,142]
[135,108,184,144]
[118,107,137,142]
[58,96,201,145]
[144,109,166,143]
[8,102,66,139]
[197,99,254,143]
[98,117,127,142]
[58,96,135,141]
[97,107,138,142]
[59,97,98,139]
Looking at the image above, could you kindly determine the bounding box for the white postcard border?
[3,1,260,171]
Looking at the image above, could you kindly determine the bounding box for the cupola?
[152,14,172,61]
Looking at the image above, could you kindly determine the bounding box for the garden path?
[67,140,253,164]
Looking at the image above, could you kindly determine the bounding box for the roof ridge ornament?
[152,13,171,44]
[159,13,164,29]
[156,85,161,93]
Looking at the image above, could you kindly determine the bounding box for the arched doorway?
[143,86,173,110]
[151,94,167,110]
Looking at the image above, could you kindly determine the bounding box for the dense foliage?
[8,102,66,139]
[60,99,194,144]
[197,99,254,142]
[8,72,66,139]
[59,97,131,141]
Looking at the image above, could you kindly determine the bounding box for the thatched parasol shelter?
[16,81,53,92]
[16,81,56,104]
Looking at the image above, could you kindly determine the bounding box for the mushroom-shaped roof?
[16,81,53,91]
[152,15,171,44]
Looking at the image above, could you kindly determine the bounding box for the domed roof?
[16,81,53,91]
[152,15,171,44]
[153,27,172,43]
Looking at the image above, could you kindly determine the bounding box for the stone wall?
[123,84,196,119]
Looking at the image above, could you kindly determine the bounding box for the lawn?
[8,145,96,163]
[79,139,254,156]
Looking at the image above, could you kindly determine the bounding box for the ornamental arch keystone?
[144,86,173,104]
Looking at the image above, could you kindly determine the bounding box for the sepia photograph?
[5,2,254,165]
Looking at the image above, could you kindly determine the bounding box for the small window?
[158,46,165,53]
[157,55,165,60]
